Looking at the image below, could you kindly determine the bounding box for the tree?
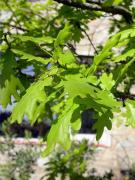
[0,0,135,156]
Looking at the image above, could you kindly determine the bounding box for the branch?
[87,0,101,5]
[82,29,98,54]
[2,23,28,32]
[54,0,133,23]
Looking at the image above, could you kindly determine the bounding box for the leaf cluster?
[0,0,135,155]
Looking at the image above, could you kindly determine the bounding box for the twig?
[54,0,133,23]
[82,29,98,54]
[2,23,28,32]
[87,0,101,5]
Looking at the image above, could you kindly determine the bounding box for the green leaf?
[51,101,65,113]
[54,22,72,48]
[76,0,86,3]
[12,49,50,65]
[113,0,122,5]
[0,75,24,108]
[53,23,72,62]
[0,50,24,108]
[61,76,96,98]
[89,27,135,74]
[103,0,115,6]
[13,35,54,44]
[102,33,121,54]
[115,57,135,84]
[103,0,123,6]
[114,49,135,62]
[1,0,135,157]
[119,28,135,41]
[93,110,112,140]
[89,51,111,73]
[86,75,99,86]
[100,73,115,91]
[70,107,81,131]
[95,90,120,108]
[11,76,52,124]
[43,101,79,156]
[125,100,135,128]
[58,50,76,66]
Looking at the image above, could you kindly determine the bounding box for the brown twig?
[54,0,133,23]
[2,23,28,32]
[82,29,98,54]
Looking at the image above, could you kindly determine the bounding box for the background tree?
[0,0,135,155]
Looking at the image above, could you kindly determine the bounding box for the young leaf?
[125,100,135,128]
[100,73,115,91]
[54,22,72,48]
[114,49,135,62]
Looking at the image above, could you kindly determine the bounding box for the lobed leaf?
[43,101,80,156]
[0,50,24,108]
[100,73,115,91]
[12,49,50,65]
[13,35,54,44]
[11,76,52,124]
[125,100,135,128]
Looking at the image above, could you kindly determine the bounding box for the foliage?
[43,140,114,180]
[0,0,135,155]
[0,123,39,180]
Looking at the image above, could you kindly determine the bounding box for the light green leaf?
[53,23,72,62]
[12,49,50,65]
[125,100,135,128]
[58,50,76,66]
[115,57,135,84]
[51,101,65,113]
[103,0,122,5]
[89,27,135,74]
[13,35,54,44]
[119,28,135,41]
[61,76,96,98]
[95,90,120,108]
[0,75,24,108]
[113,0,122,5]
[77,0,86,3]
[90,51,111,73]
[114,49,135,62]
[100,73,115,91]
[43,101,79,156]
[86,75,99,85]
[11,76,52,124]
[102,34,121,53]
[54,22,72,48]
[103,0,115,6]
